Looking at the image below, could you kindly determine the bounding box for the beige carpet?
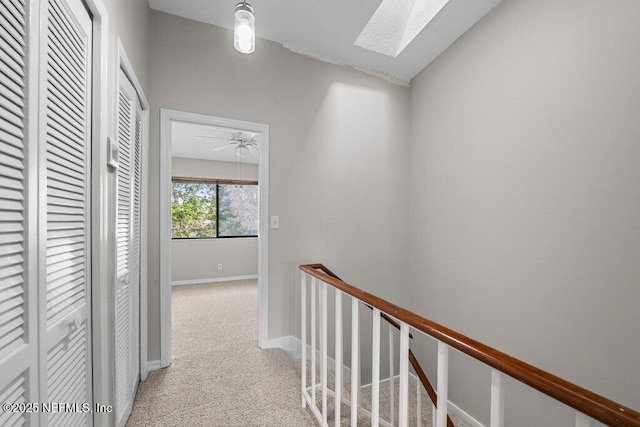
[127,279,472,427]
[127,279,316,426]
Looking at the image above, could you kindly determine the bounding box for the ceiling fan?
[197,131,258,157]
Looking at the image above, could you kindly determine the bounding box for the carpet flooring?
[127,280,315,426]
[126,279,472,427]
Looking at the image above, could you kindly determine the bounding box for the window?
[171,178,258,239]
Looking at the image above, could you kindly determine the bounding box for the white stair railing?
[299,264,640,427]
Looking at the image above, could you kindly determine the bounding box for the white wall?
[171,157,258,282]
[147,12,412,363]
[409,0,640,424]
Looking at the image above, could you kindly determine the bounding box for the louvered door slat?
[46,69,83,112]
[48,338,83,395]
[116,89,132,278]
[46,241,83,257]
[0,117,25,142]
[0,0,27,372]
[47,94,84,136]
[0,40,25,75]
[48,0,83,54]
[39,0,92,423]
[0,1,25,36]
[0,141,23,162]
[0,132,24,155]
[131,118,141,264]
[0,76,25,107]
[0,31,26,67]
[46,271,83,295]
[0,100,24,133]
[0,174,24,190]
[47,17,83,69]
[46,322,87,426]
[47,177,84,197]
[115,287,130,417]
[46,62,84,108]
[0,0,28,397]
[47,169,83,190]
[47,127,85,163]
[0,263,22,281]
[46,61,83,107]
[4,0,26,27]
[0,81,24,110]
[0,373,27,426]
[0,251,22,268]
[45,158,84,183]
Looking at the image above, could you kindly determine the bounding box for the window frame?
[171,176,259,240]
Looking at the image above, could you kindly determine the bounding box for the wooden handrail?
[299,264,640,427]
[409,350,454,427]
[304,264,413,339]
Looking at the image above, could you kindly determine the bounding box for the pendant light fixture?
[234,1,255,54]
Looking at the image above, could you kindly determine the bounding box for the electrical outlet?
[218,264,223,270]
[270,215,279,229]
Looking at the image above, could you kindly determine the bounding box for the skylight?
[354,0,452,57]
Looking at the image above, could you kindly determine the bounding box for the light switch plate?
[270,215,279,229]
[107,136,119,169]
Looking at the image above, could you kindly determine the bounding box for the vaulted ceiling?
[149,0,501,84]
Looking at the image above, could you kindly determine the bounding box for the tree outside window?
[171,179,258,239]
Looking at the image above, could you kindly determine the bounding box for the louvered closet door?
[38,0,93,425]
[131,110,142,394]
[0,0,39,425]
[115,68,140,426]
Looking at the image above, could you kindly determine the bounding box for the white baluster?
[334,290,343,426]
[490,369,504,427]
[301,273,307,408]
[351,299,360,426]
[432,404,436,427]
[321,281,328,426]
[398,323,410,427]
[417,377,422,427]
[436,342,449,427]
[575,412,592,427]
[311,278,317,405]
[389,325,395,425]
[372,309,381,425]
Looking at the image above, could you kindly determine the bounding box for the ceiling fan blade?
[196,135,228,140]
[211,145,233,152]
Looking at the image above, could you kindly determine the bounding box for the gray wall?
[147,11,412,361]
[103,0,149,94]
[171,158,258,282]
[409,0,640,424]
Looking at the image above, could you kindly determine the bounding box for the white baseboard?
[263,335,298,356]
[269,336,484,427]
[171,274,258,286]
[449,400,484,427]
[147,359,161,372]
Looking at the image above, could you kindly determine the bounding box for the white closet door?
[0,0,39,425]
[115,68,140,426]
[38,0,93,425]
[131,110,142,393]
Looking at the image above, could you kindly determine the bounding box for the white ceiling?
[148,0,502,84]
[171,121,260,164]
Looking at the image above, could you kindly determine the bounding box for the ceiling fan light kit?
[234,1,255,54]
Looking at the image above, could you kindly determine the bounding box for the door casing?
[159,109,270,367]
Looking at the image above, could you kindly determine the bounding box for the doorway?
[159,110,269,366]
